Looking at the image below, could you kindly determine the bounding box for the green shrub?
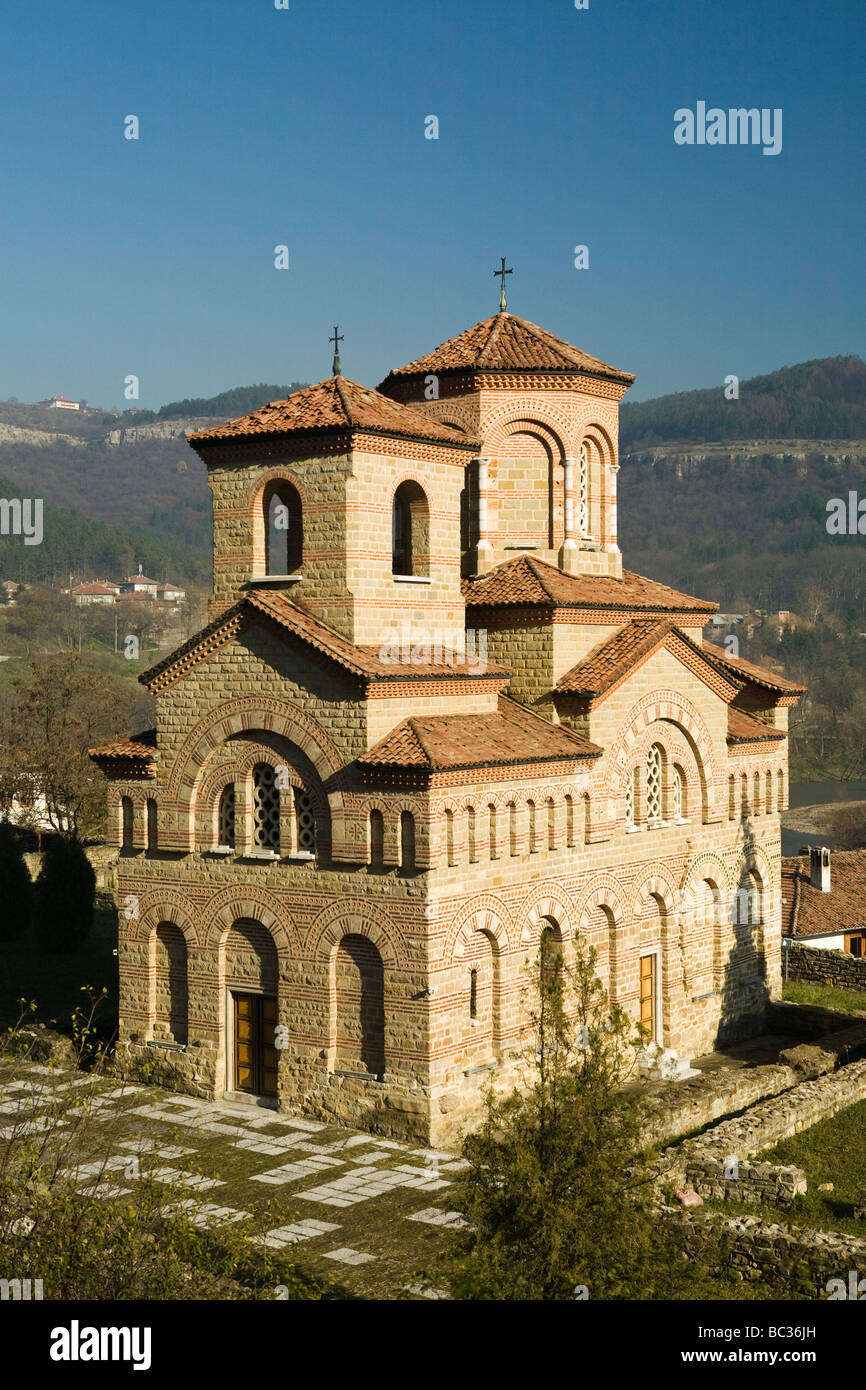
[0,820,32,940]
[33,837,96,953]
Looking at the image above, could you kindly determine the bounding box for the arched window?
[445,808,455,866]
[488,803,498,860]
[733,870,763,926]
[509,802,518,856]
[153,923,188,1046]
[391,481,430,577]
[565,794,575,847]
[728,775,736,820]
[546,798,556,851]
[121,796,134,850]
[527,800,537,853]
[740,772,749,818]
[264,481,303,575]
[646,744,663,825]
[218,784,235,848]
[252,763,280,851]
[146,798,158,851]
[583,793,591,844]
[672,766,686,821]
[765,769,773,813]
[399,811,416,874]
[539,919,563,984]
[467,805,477,863]
[777,768,785,811]
[753,771,762,815]
[369,809,384,870]
[469,968,478,1020]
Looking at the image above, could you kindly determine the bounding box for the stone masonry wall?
[786,941,866,992]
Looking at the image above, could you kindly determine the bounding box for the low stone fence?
[785,941,866,992]
[668,1206,866,1296]
[642,1063,796,1146]
[658,1057,866,1204]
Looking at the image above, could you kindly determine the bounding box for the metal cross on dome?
[330,325,344,377]
[493,257,513,312]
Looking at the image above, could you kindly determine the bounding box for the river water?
[781,780,866,855]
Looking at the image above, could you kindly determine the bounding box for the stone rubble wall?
[785,941,866,992]
[642,1062,796,1146]
[665,1205,866,1295]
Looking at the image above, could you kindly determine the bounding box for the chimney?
[810,846,831,893]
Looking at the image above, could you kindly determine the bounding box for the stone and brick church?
[91,295,804,1143]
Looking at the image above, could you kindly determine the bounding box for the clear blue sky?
[1,0,863,409]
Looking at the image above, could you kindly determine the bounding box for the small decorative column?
[475,456,494,575]
[603,461,621,554]
[558,455,579,573]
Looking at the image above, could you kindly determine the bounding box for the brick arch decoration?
[125,891,202,950]
[734,841,775,895]
[627,868,680,922]
[481,401,570,456]
[571,874,629,933]
[603,690,723,818]
[245,465,310,511]
[387,471,433,504]
[307,898,405,970]
[486,418,565,465]
[679,850,731,902]
[167,696,345,803]
[442,894,514,966]
[515,882,576,946]
[578,420,616,467]
[201,884,301,957]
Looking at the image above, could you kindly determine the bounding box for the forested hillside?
[620,355,866,446]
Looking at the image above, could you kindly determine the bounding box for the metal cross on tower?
[330,325,344,376]
[493,257,513,312]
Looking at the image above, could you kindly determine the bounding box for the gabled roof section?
[89,729,157,777]
[139,589,510,697]
[463,554,717,616]
[702,643,806,701]
[556,619,741,706]
[726,708,786,745]
[782,851,866,939]
[187,376,478,451]
[359,694,601,777]
[378,313,634,386]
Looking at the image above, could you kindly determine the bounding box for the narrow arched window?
[252,763,280,851]
[469,968,478,1020]
[369,809,384,870]
[672,766,686,821]
[765,769,773,813]
[527,800,537,853]
[728,775,736,820]
[546,798,555,851]
[646,744,662,825]
[753,771,762,816]
[392,480,430,576]
[445,808,455,866]
[467,805,477,863]
[509,802,518,856]
[218,784,235,848]
[399,811,415,874]
[121,796,134,850]
[625,772,635,829]
[565,794,575,847]
[265,482,303,575]
[488,803,498,859]
[146,798,158,851]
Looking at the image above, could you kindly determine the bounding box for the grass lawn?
[0,904,119,1031]
[782,976,866,1016]
[705,1098,866,1239]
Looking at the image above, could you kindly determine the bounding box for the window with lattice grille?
[625,772,635,829]
[252,764,280,850]
[672,766,685,821]
[578,441,589,535]
[646,744,662,824]
[218,784,235,847]
[293,786,315,853]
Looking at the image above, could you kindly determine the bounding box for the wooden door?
[846,933,866,959]
[639,955,656,1041]
[233,993,279,1097]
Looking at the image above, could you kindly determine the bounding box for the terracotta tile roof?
[726,708,786,744]
[359,695,601,773]
[72,582,118,595]
[557,620,674,696]
[378,313,634,385]
[124,574,159,585]
[140,588,510,694]
[462,555,717,614]
[187,376,477,449]
[702,643,806,696]
[89,730,156,762]
[782,851,866,938]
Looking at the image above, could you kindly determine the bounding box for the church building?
[91,286,805,1143]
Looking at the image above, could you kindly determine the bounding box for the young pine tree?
[33,836,95,953]
[0,820,33,941]
[439,933,695,1300]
